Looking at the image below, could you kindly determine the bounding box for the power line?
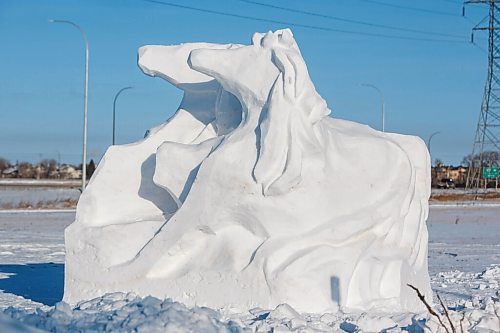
[142,0,468,43]
[238,0,464,39]
[356,0,459,17]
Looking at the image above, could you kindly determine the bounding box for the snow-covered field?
[0,206,498,332]
[0,187,80,210]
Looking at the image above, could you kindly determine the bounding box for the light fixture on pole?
[427,131,441,165]
[49,19,89,192]
[361,83,385,132]
[112,86,134,145]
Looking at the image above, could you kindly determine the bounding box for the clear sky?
[0,0,489,165]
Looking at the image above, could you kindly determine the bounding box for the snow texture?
[0,313,45,333]
[64,29,432,313]
[0,207,499,332]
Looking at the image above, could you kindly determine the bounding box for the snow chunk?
[4,293,245,333]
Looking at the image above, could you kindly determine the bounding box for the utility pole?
[49,19,89,192]
[464,1,500,190]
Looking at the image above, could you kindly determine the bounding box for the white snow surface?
[65,29,432,314]
[0,207,499,332]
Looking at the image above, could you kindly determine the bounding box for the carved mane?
[252,29,331,196]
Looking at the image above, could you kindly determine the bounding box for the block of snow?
[64,29,432,314]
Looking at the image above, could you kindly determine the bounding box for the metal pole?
[49,19,89,192]
[427,131,441,156]
[56,150,61,169]
[427,131,441,169]
[361,83,385,132]
[112,86,134,145]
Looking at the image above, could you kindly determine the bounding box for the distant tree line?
[461,151,500,167]
[0,157,96,180]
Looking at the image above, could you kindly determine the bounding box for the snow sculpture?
[64,29,432,313]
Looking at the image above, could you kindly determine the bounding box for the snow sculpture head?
[190,29,330,195]
[138,42,244,136]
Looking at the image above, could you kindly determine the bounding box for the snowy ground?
[0,206,498,332]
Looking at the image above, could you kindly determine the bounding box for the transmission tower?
[465,0,500,189]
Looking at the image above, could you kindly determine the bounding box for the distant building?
[431,163,467,187]
[59,165,82,179]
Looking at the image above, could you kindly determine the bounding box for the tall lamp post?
[361,83,385,132]
[49,19,89,192]
[112,86,134,145]
[427,131,441,165]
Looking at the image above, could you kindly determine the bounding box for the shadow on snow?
[0,263,64,306]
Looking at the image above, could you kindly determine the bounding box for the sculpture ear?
[277,28,295,46]
[252,32,265,46]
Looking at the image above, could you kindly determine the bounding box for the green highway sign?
[483,167,500,179]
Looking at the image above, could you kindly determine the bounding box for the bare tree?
[18,162,35,178]
[462,151,500,167]
[40,159,58,178]
[0,157,10,172]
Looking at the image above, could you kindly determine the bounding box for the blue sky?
[0,0,489,165]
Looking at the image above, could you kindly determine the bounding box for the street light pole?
[55,150,61,170]
[361,83,385,132]
[427,131,441,163]
[112,86,134,145]
[49,19,89,192]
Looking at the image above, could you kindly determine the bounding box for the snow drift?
[64,29,432,313]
